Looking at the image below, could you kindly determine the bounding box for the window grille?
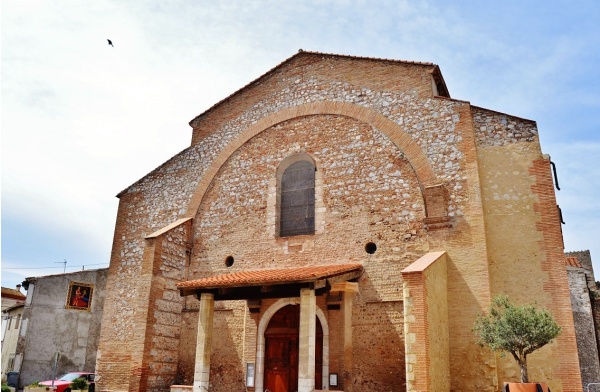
[280,160,315,237]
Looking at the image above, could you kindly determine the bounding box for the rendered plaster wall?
[475,108,582,391]
[15,269,107,389]
[567,267,600,388]
[1,292,25,312]
[1,306,24,380]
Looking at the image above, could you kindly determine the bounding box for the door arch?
[264,305,323,392]
[256,298,329,392]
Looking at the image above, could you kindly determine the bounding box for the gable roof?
[117,51,450,198]
[188,50,449,127]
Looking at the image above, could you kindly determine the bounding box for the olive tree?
[473,295,562,383]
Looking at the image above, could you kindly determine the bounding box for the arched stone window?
[278,155,316,237]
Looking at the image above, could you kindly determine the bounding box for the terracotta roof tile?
[1,287,26,300]
[177,264,363,290]
[565,256,582,268]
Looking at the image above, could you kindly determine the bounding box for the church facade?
[95,51,583,392]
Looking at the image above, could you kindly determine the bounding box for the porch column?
[193,293,214,392]
[298,287,316,392]
[332,282,359,392]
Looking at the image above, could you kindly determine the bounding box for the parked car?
[39,372,95,392]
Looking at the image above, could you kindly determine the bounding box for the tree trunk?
[519,356,528,383]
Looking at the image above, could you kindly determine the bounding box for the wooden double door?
[264,305,323,392]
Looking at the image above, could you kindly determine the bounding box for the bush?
[2,383,11,392]
[70,377,88,390]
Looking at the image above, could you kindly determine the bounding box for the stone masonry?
[95,51,583,392]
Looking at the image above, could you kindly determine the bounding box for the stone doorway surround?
[256,297,330,392]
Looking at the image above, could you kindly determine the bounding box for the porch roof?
[177,264,363,300]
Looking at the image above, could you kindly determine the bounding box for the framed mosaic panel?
[65,281,94,311]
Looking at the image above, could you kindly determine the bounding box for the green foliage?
[2,383,11,392]
[473,295,562,383]
[70,377,88,391]
[28,381,40,387]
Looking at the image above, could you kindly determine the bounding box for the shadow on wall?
[352,270,406,391]
[177,301,245,392]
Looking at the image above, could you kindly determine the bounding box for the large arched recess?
[184,101,441,218]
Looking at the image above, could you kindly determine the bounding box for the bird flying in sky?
[107,39,114,47]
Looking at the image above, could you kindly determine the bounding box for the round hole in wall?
[365,242,377,254]
[225,256,234,267]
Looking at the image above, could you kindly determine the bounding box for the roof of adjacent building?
[1,287,26,300]
[3,303,25,313]
[565,256,583,268]
[178,264,363,291]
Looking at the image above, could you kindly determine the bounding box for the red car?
[39,372,95,392]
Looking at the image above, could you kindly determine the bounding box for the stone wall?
[96,52,583,391]
[97,54,459,392]
[96,220,191,391]
[566,250,597,293]
[191,114,425,297]
[595,298,600,367]
[141,222,190,390]
[567,267,600,390]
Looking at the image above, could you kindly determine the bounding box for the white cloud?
[2,0,600,289]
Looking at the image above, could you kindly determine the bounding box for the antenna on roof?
[55,260,67,274]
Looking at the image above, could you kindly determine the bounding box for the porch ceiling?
[177,264,363,300]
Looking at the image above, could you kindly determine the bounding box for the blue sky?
[2,0,599,289]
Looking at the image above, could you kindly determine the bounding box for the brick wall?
[96,53,583,391]
[96,220,190,391]
[402,251,451,392]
